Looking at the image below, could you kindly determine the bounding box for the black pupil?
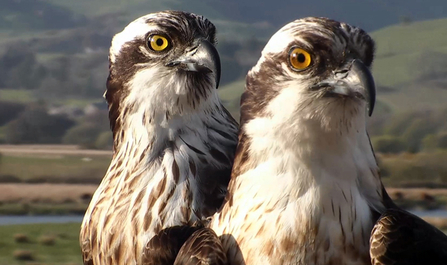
[156,38,164,46]
[297,53,306,63]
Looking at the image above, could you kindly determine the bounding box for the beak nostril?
[337,69,349,74]
[165,39,220,88]
[334,69,349,79]
[166,61,180,67]
[334,59,357,77]
[186,45,199,54]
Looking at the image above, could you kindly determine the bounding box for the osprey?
[79,11,238,265]
[189,17,447,265]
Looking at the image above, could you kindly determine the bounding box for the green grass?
[0,89,34,103]
[0,88,103,107]
[0,203,87,216]
[54,98,103,108]
[0,126,6,141]
[44,0,168,18]
[372,18,447,58]
[218,79,245,120]
[36,52,67,62]
[0,154,110,182]
[44,0,226,24]
[378,84,447,113]
[379,151,447,188]
[43,0,272,40]
[372,52,421,87]
[218,79,245,102]
[0,222,82,264]
[0,29,47,46]
[371,18,447,88]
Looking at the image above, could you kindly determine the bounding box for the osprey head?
[109,11,220,88]
[244,17,376,128]
[106,11,221,134]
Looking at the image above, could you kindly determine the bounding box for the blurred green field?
[0,89,34,103]
[0,222,81,265]
[0,147,105,215]
[1,217,447,264]
[0,154,109,183]
[0,89,102,107]
[45,0,222,20]
[0,146,446,216]
[372,18,447,59]
[0,202,87,216]
[219,79,245,102]
[2,147,447,188]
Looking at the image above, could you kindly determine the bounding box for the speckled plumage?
[79,11,238,265]
[202,17,447,265]
[202,17,382,265]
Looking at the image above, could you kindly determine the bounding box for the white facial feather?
[109,12,179,63]
[110,14,155,63]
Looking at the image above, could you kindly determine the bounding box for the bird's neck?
[107,91,225,188]
[106,72,221,150]
[230,106,382,205]
[236,99,374,177]
[111,87,223,149]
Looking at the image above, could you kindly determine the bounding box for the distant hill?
[43,0,447,32]
[41,0,277,41]
[0,0,86,30]
[211,0,447,31]
[2,0,446,51]
[371,18,447,112]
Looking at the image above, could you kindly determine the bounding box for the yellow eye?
[148,34,170,51]
[289,48,312,70]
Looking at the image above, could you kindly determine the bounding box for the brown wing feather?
[174,228,227,265]
[370,208,447,265]
[142,225,204,265]
[197,114,238,217]
[81,239,94,265]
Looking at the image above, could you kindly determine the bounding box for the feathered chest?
[80,147,198,264]
[211,148,379,265]
[80,121,237,264]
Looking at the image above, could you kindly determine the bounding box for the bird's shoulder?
[180,108,238,214]
[142,225,204,265]
[173,227,227,265]
[370,208,447,265]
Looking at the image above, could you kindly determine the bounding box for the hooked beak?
[313,59,376,116]
[166,39,221,89]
